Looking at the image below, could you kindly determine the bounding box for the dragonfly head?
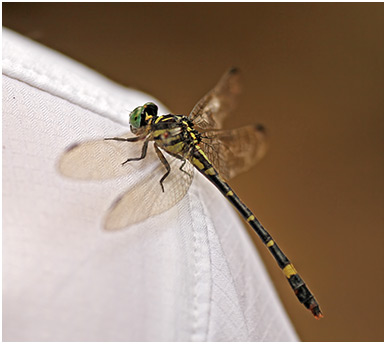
[129,102,158,134]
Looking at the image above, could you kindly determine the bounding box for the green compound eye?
[129,106,143,128]
[129,103,158,129]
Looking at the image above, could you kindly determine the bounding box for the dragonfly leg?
[175,157,192,178]
[154,143,170,193]
[104,136,142,142]
[121,140,149,165]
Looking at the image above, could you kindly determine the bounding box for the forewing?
[189,68,241,130]
[200,125,267,180]
[104,153,194,230]
[58,133,147,180]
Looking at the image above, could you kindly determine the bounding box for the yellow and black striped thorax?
[150,114,202,156]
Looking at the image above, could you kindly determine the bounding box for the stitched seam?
[194,188,213,342]
[188,184,212,341]
[211,216,251,339]
[191,191,199,340]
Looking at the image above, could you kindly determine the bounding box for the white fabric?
[2,28,298,341]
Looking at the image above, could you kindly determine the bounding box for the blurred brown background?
[3,3,383,341]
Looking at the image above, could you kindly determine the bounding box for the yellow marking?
[162,117,173,122]
[192,158,205,170]
[182,121,189,126]
[247,215,255,222]
[205,167,216,175]
[167,141,184,154]
[190,132,197,140]
[267,240,274,247]
[226,190,234,197]
[197,148,211,163]
[145,113,153,121]
[155,116,163,124]
[283,264,297,278]
[153,129,166,137]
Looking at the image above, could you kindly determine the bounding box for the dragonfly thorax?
[151,115,202,156]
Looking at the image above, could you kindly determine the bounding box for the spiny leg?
[154,143,170,193]
[121,139,149,166]
[172,154,192,178]
[104,136,143,142]
[179,159,190,176]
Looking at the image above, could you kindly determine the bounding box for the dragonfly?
[59,68,322,319]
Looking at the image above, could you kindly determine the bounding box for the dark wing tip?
[229,66,240,74]
[255,124,266,134]
[108,194,124,210]
[103,194,124,231]
[64,142,80,152]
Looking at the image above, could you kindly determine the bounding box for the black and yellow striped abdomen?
[189,146,323,319]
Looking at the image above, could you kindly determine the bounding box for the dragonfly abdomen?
[191,150,323,319]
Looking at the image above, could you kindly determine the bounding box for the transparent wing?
[188,67,242,130]
[59,135,193,230]
[104,153,194,230]
[58,132,147,180]
[200,125,267,180]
